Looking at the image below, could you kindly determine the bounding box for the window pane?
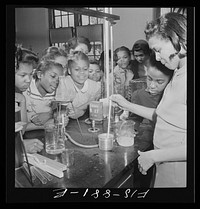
[62,16,68,27]
[87,43,94,56]
[61,11,68,15]
[54,10,61,16]
[97,8,104,12]
[98,18,104,24]
[90,16,97,25]
[82,15,89,25]
[89,7,96,10]
[69,15,74,27]
[55,17,61,28]
[94,42,102,56]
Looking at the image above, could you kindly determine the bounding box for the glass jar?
[117,120,136,147]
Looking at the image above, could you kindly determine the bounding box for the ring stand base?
[88,127,100,133]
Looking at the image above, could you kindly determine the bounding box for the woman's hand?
[137,150,155,175]
[109,94,129,109]
[24,139,44,153]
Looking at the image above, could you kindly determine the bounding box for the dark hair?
[148,51,174,79]
[99,50,116,72]
[15,44,39,71]
[132,39,151,55]
[144,12,187,54]
[67,51,89,69]
[33,60,64,80]
[41,46,68,62]
[90,59,99,65]
[99,50,112,63]
[114,46,131,58]
[66,36,92,53]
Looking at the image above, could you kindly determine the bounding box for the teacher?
[110,12,187,187]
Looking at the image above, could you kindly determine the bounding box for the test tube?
[23,162,36,181]
[31,166,48,184]
[34,166,53,181]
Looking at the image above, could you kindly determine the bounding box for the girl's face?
[73,43,89,55]
[146,66,171,95]
[148,36,180,70]
[15,63,34,92]
[133,50,147,64]
[68,59,89,87]
[116,50,130,69]
[88,63,102,82]
[38,66,63,95]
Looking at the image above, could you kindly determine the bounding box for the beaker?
[117,120,136,147]
[44,124,65,155]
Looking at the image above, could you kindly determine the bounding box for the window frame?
[49,8,105,61]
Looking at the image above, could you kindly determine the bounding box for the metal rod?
[110,7,114,95]
[70,101,84,138]
[23,162,36,181]
[105,7,110,99]
[19,130,34,186]
[31,166,48,184]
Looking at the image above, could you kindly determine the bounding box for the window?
[81,7,104,25]
[88,41,102,61]
[160,7,187,17]
[49,8,104,61]
[53,10,75,28]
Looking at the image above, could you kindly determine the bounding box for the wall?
[112,7,154,51]
[15,8,49,57]
[15,7,154,57]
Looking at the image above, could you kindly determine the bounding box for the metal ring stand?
[88,127,100,133]
[88,120,100,133]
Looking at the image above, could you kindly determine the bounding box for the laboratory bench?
[15,113,154,188]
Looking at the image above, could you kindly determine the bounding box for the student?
[23,60,64,130]
[88,60,103,82]
[65,36,92,55]
[110,12,187,187]
[15,45,43,153]
[55,51,101,119]
[41,46,68,75]
[113,46,135,97]
[88,60,104,100]
[131,39,151,78]
[122,51,174,133]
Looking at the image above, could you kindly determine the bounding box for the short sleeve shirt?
[23,78,55,121]
[55,76,101,118]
